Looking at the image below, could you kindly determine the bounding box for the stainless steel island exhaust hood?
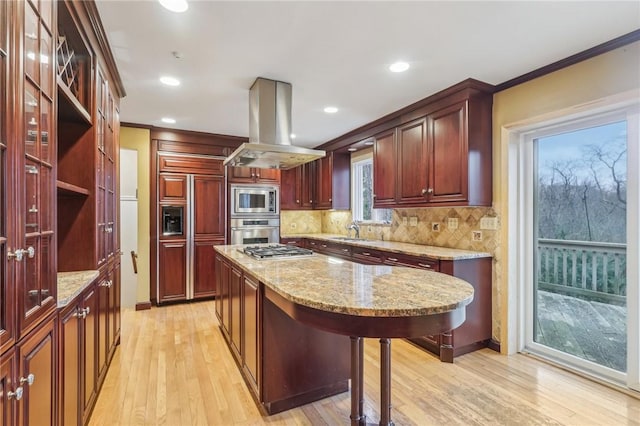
[223,78,325,170]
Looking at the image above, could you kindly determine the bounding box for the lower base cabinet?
[14,314,58,426]
[58,261,121,426]
[60,283,98,426]
[215,254,350,414]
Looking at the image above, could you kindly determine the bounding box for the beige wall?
[120,127,151,305]
[493,41,640,352]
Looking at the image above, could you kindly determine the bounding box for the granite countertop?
[57,270,100,308]
[280,233,491,260]
[215,245,474,317]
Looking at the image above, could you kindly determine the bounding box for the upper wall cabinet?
[280,152,350,210]
[228,166,280,184]
[373,81,493,208]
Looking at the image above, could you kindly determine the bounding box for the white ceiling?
[95,1,640,148]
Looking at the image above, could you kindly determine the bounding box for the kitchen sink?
[330,237,367,242]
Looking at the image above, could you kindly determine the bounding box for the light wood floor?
[89,301,640,426]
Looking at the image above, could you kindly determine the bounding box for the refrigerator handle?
[187,174,195,300]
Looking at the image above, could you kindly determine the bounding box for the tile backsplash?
[283,207,499,255]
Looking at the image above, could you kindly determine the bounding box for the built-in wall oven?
[230,217,280,245]
[229,184,280,245]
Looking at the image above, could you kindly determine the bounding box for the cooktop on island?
[241,244,314,260]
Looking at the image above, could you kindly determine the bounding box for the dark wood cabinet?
[193,239,224,298]
[2,1,123,425]
[396,118,429,204]
[302,237,491,361]
[230,266,242,360]
[280,153,350,210]
[426,102,468,204]
[372,129,396,207]
[0,0,14,358]
[373,81,493,208]
[17,314,57,426]
[159,174,187,203]
[215,252,350,415]
[193,175,225,238]
[17,0,57,340]
[242,274,260,393]
[158,241,188,302]
[228,167,280,184]
[279,167,302,210]
[300,161,315,209]
[59,283,98,426]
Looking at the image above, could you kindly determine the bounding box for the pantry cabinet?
[1,1,124,425]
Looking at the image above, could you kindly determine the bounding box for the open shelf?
[57,179,90,196]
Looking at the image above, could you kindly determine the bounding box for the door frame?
[506,92,639,390]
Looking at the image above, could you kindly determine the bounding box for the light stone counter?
[215,245,474,317]
[57,270,100,308]
[280,233,490,260]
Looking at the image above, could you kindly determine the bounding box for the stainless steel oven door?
[230,226,279,245]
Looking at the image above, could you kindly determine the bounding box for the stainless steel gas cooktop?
[241,244,314,260]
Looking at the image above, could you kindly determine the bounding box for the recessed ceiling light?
[161,117,176,124]
[324,106,338,114]
[290,133,296,139]
[389,61,410,73]
[364,140,374,146]
[158,0,188,13]
[347,147,357,152]
[160,76,180,86]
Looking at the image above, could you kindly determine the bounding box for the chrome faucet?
[346,221,360,239]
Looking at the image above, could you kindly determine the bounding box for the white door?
[120,148,138,309]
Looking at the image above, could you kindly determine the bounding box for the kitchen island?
[214,244,474,424]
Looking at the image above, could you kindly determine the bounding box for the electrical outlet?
[290,223,297,229]
[431,222,440,232]
[480,216,498,230]
[472,230,483,241]
[402,217,408,225]
[409,217,418,226]
[447,218,458,230]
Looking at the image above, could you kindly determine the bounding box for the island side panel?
[261,295,350,415]
[439,257,493,358]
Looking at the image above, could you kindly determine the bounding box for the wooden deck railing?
[537,239,626,305]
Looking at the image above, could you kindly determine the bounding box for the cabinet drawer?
[383,254,439,271]
[307,239,351,259]
[280,238,305,248]
[351,247,383,264]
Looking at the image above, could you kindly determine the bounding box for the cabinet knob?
[329,198,332,202]
[7,387,23,400]
[417,263,432,269]
[387,257,398,262]
[20,374,35,386]
[362,252,371,256]
[373,194,376,198]
[421,188,433,195]
[7,246,35,262]
[296,199,300,203]
[256,174,260,178]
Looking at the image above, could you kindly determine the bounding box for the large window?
[352,155,391,223]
